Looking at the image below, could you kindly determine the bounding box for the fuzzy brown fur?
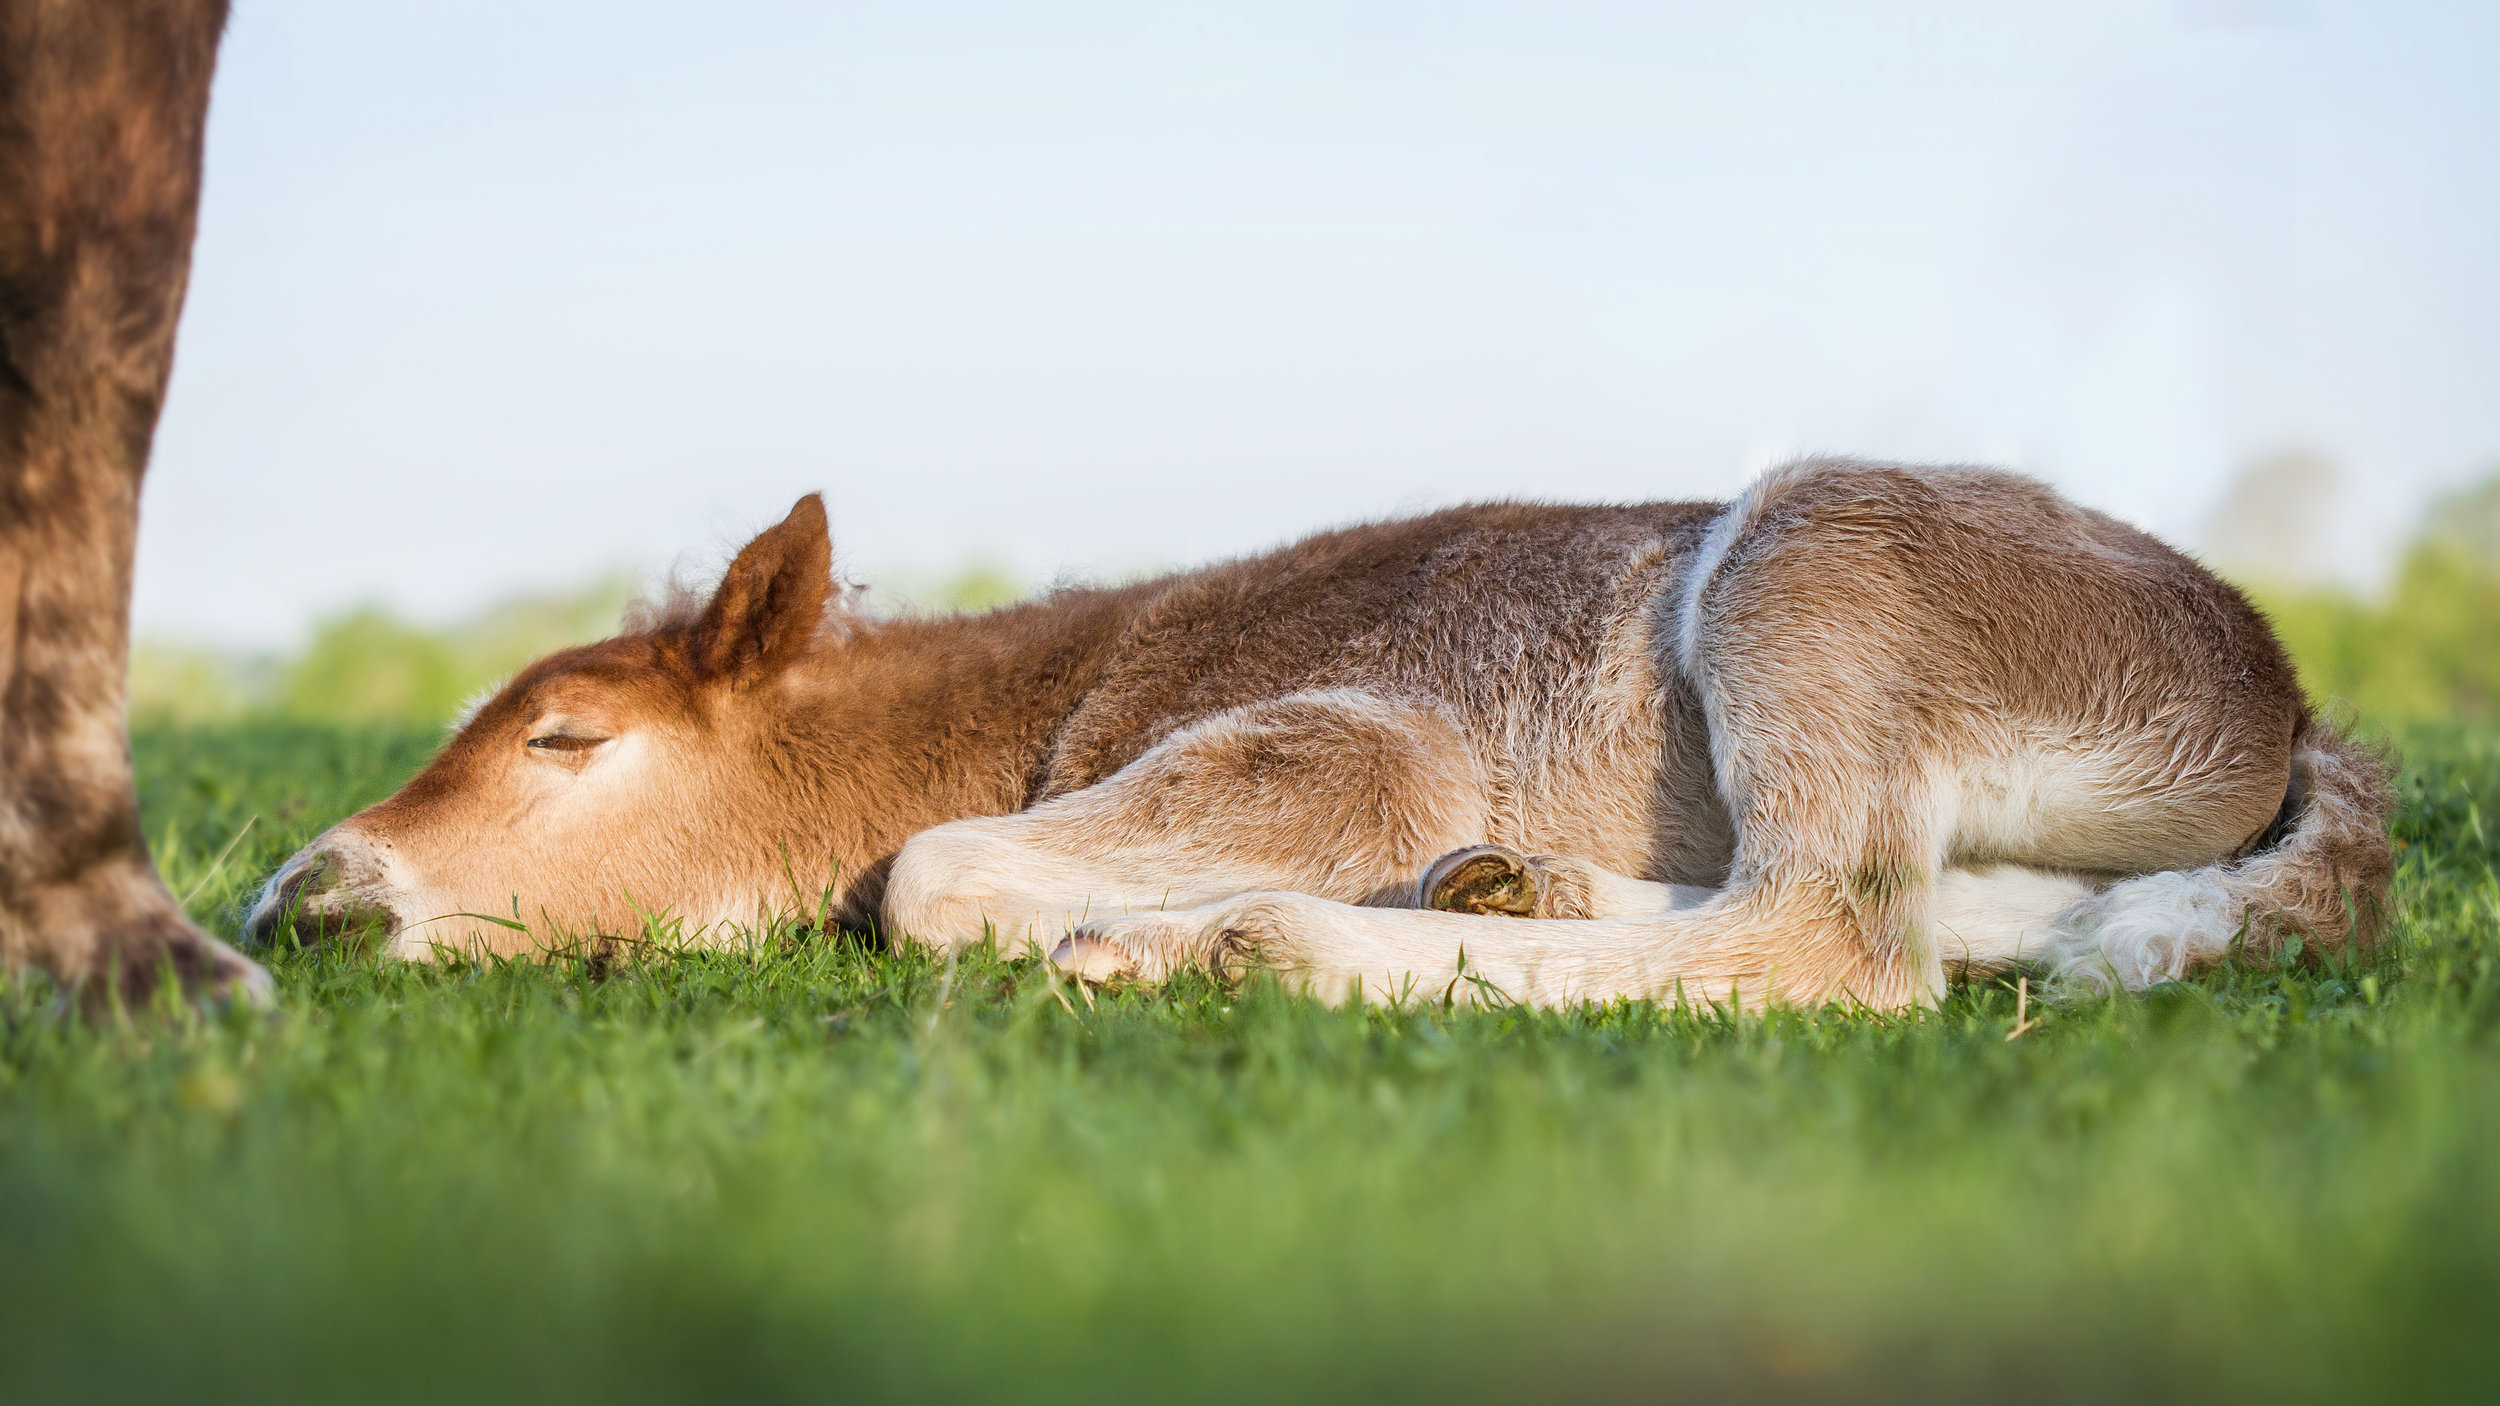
[0,0,265,1006]
[254,461,2393,1012]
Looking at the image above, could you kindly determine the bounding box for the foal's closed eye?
[527,735,607,753]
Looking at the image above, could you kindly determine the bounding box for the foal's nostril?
[295,850,342,899]
[247,854,320,947]
[248,849,389,948]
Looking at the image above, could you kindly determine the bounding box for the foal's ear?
[689,494,833,681]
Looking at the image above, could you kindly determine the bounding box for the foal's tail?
[2053,716,2397,993]
[2228,716,2401,952]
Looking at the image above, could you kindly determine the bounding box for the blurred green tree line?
[130,478,2496,732]
[2239,472,2500,726]
[130,559,1030,727]
[131,579,641,726]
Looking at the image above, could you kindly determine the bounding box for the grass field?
[0,717,2492,1402]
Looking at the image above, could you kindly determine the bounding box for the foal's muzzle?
[246,840,400,948]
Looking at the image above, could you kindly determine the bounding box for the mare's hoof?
[76,907,274,1014]
[167,930,276,1009]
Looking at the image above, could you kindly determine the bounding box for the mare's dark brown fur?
[0,0,263,1005]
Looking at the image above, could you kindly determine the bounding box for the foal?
[253,462,2391,1010]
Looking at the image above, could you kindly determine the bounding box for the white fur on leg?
[1062,894,1506,1006]
[2047,869,2245,994]
[1061,887,1916,1011]
[1581,868,1714,918]
[1930,865,2096,974]
[885,819,1263,957]
[1060,865,2259,1009]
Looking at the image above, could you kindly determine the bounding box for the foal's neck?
[789,584,1153,885]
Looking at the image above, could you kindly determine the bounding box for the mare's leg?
[882,690,1487,955]
[0,2,267,1006]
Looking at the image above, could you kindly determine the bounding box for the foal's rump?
[1040,460,2395,1009]
[2037,715,2395,991]
[1674,459,2389,992]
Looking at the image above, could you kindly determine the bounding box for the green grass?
[0,720,2495,1402]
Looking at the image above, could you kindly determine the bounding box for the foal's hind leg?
[882,690,1487,956]
[1062,467,1980,1009]
[1421,846,2092,980]
[1063,685,1957,1008]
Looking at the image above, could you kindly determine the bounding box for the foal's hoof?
[1422,844,1545,918]
[1050,935,1141,985]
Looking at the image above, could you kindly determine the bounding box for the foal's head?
[248,496,850,956]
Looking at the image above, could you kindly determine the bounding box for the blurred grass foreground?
[0,479,2487,1402]
[9,666,2495,1404]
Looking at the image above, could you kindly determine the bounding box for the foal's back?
[1040,501,1721,790]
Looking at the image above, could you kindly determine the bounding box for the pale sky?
[137,0,2500,646]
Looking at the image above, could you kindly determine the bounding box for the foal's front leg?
[1055,890,1748,1007]
[881,691,1489,956]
